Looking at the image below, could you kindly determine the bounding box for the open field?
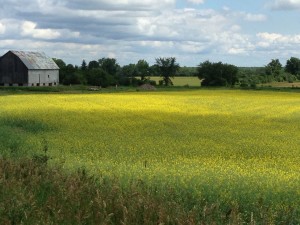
[149,76,200,86]
[261,81,300,88]
[1,89,300,223]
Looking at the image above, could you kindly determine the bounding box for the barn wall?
[0,52,28,85]
[28,70,59,86]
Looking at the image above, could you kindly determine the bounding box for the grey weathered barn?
[0,51,59,86]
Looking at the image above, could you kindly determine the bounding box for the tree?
[98,58,120,76]
[265,59,282,77]
[53,58,66,69]
[81,60,87,71]
[122,64,136,77]
[86,68,115,87]
[155,57,180,86]
[88,60,100,70]
[135,59,150,81]
[285,57,300,77]
[120,64,137,86]
[177,66,197,76]
[197,61,238,86]
[52,58,67,83]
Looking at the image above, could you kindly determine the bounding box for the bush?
[86,68,116,87]
[147,80,157,86]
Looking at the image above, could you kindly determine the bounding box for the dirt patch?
[138,84,156,91]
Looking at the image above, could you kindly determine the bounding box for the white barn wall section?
[28,70,59,86]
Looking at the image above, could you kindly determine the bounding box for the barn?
[0,50,59,86]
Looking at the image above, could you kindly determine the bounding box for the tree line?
[53,56,300,87]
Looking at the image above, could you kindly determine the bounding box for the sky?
[0,0,300,67]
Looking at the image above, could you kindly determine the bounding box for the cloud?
[243,13,267,22]
[0,22,6,34]
[257,32,300,46]
[268,0,300,10]
[186,0,205,4]
[21,21,61,39]
[254,32,300,63]
[0,0,255,65]
[64,0,175,10]
[0,0,297,67]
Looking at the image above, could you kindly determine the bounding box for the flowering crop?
[1,89,300,216]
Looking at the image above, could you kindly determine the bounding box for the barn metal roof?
[10,51,59,70]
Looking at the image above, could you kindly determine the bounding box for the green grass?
[149,76,200,86]
[0,157,294,224]
[260,81,300,88]
[1,89,300,223]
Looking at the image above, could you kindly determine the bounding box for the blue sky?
[0,0,300,67]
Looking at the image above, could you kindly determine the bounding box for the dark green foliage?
[52,58,66,69]
[265,59,282,77]
[135,59,150,81]
[51,60,86,85]
[81,59,87,71]
[62,71,86,85]
[88,60,100,70]
[54,56,300,88]
[177,66,197,77]
[86,68,115,87]
[32,138,50,165]
[121,63,136,78]
[285,57,300,77]
[155,57,180,86]
[1,117,51,134]
[98,58,120,77]
[147,79,157,86]
[197,61,238,86]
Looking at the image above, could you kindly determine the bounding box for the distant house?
[0,50,59,86]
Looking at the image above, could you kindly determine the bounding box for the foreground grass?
[1,158,191,224]
[0,158,293,224]
[1,89,300,223]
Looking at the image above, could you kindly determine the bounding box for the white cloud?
[268,0,300,10]
[21,21,61,39]
[65,0,176,10]
[0,1,256,65]
[0,22,6,34]
[257,32,300,45]
[186,0,205,4]
[1,0,298,67]
[243,13,267,22]
[255,32,300,61]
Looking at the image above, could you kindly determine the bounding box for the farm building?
[0,50,59,86]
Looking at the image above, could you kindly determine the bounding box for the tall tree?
[197,61,238,86]
[98,58,120,76]
[122,64,136,78]
[52,58,66,69]
[265,59,282,77]
[135,59,150,81]
[155,57,180,86]
[81,60,87,71]
[285,57,300,77]
[88,60,100,70]
[52,58,67,83]
[86,68,115,87]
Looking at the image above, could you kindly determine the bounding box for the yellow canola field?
[1,89,300,207]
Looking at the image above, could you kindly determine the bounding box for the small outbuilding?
[0,50,59,86]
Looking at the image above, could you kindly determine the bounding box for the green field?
[1,89,300,223]
[149,76,200,86]
[261,81,300,88]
